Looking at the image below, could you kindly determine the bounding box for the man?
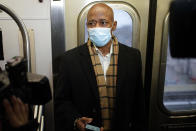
[54,3,146,131]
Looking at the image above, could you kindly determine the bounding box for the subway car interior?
[0,0,196,131]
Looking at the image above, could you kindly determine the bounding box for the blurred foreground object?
[0,56,52,106]
[169,0,196,58]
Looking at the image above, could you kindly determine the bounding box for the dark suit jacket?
[54,43,146,131]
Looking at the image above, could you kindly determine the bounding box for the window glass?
[85,9,133,47]
[163,38,196,111]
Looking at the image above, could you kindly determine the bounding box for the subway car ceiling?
[0,0,196,131]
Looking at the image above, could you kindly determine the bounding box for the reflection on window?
[163,38,196,111]
[85,9,132,47]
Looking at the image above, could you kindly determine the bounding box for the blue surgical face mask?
[88,27,112,47]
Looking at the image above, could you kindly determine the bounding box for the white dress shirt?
[94,44,113,81]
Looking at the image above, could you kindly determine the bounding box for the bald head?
[87,3,114,22]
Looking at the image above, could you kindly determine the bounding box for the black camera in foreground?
[0,56,52,116]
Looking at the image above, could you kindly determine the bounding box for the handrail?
[0,4,45,131]
[0,3,31,72]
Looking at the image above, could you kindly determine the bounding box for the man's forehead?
[87,11,111,20]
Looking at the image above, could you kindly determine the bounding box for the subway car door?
[149,0,196,130]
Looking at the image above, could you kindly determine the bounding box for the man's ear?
[112,21,117,31]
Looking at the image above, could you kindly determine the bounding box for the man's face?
[87,4,117,31]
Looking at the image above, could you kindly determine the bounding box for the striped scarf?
[87,36,119,131]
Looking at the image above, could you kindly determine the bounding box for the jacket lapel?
[78,44,100,101]
[111,44,128,129]
[116,44,127,98]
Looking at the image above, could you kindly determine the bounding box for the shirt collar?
[93,43,113,57]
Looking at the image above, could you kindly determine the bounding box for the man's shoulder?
[61,43,88,58]
[119,43,141,56]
